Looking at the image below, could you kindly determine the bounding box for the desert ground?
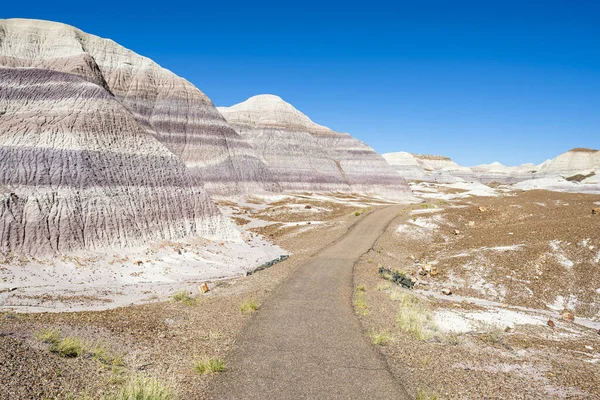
[2,185,599,399]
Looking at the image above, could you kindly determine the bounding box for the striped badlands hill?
[0,68,238,256]
[0,18,278,195]
[218,95,412,200]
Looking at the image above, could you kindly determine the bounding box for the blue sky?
[3,1,600,166]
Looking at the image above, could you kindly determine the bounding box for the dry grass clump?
[36,328,122,364]
[106,376,172,400]
[357,284,366,292]
[35,327,61,344]
[172,290,196,305]
[240,299,260,313]
[354,290,368,315]
[393,291,438,341]
[416,388,439,400]
[50,336,85,358]
[368,330,392,346]
[194,358,226,375]
[477,324,505,345]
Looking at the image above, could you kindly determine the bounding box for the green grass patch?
[354,292,368,315]
[194,358,226,375]
[106,376,172,400]
[35,328,61,344]
[368,330,391,346]
[416,388,439,400]
[38,329,122,365]
[50,337,85,358]
[240,299,260,313]
[172,290,196,305]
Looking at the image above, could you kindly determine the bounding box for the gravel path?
[210,205,409,399]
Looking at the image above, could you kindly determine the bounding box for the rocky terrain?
[218,95,412,200]
[353,186,600,399]
[384,148,600,193]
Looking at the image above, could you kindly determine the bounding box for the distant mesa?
[383,148,600,191]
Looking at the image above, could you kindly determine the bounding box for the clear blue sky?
[3,1,600,166]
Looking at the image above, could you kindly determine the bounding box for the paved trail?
[211,206,410,399]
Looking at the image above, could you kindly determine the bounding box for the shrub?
[240,299,260,313]
[173,290,195,305]
[194,358,226,375]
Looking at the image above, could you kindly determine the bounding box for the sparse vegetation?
[357,284,366,292]
[353,207,371,217]
[240,299,260,313]
[35,327,61,344]
[354,292,368,315]
[199,331,222,341]
[172,290,195,305]
[194,357,226,375]
[50,337,84,358]
[368,330,391,345]
[477,324,505,345]
[416,388,439,400]
[443,333,463,346]
[393,291,438,341]
[106,376,173,400]
[37,329,122,364]
[376,282,392,291]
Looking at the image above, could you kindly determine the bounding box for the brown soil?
[353,191,600,399]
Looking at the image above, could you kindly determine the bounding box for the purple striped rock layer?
[218,95,412,200]
[0,67,237,256]
[0,18,278,196]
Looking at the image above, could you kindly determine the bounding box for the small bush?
[368,331,391,346]
[173,290,195,305]
[194,358,226,375]
[357,284,366,292]
[107,376,172,400]
[240,299,260,313]
[35,328,61,344]
[50,337,84,358]
[354,211,362,217]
